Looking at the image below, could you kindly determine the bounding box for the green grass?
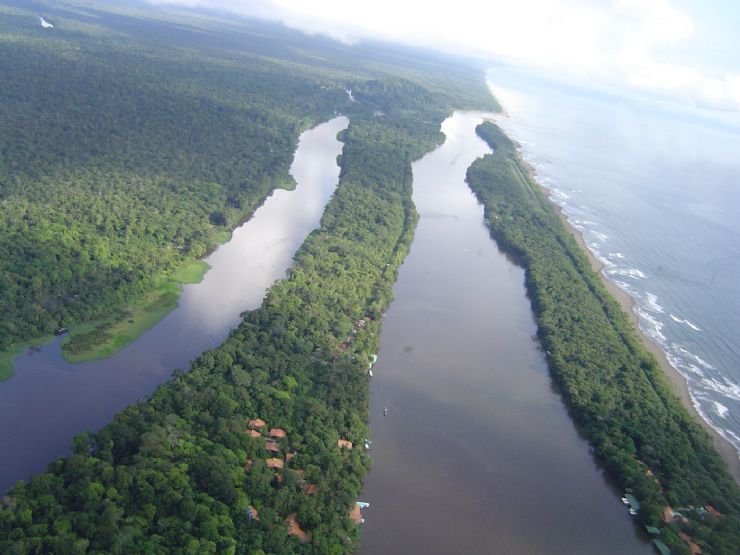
[169,259,211,284]
[61,260,211,363]
[211,230,232,247]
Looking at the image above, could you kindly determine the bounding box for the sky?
[149,0,740,111]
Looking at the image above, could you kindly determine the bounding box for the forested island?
[467,122,740,555]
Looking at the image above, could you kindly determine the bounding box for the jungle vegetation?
[0,0,497,552]
[0,0,495,373]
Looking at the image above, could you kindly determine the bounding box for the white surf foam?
[608,267,647,279]
[669,313,703,332]
[644,292,664,314]
[714,401,730,418]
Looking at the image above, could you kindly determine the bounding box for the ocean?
[487,66,740,456]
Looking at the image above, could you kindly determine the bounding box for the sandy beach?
[511,148,740,484]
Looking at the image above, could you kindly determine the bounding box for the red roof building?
[248,418,266,429]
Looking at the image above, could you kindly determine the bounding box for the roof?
[644,525,661,536]
[303,484,318,495]
[269,428,287,438]
[248,418,266,429]
[625,494,641,510]
[285,513,311,544]
[652,539,671,555]
[265,440,280,452]
[349,504,363,524]
[678,532,702,555]
[266,458,284,469]
[704,505,721,517]
[247,429,261,438]
[247,506,260,521]
[337,439,353,449]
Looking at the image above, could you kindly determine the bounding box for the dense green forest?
[467,121,740,555]
[0,0,495,375]
[0,80,456,555]
[0,1,498,552]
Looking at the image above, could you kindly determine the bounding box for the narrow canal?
[357,112,653,554]
[0,117,348,493]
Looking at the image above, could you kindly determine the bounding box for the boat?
[621,497,630,505]
[383,406,388,416]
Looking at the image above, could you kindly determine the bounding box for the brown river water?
[357,112,653,554]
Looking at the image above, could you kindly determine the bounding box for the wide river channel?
[358,112,653,554]
[0,116,348,494]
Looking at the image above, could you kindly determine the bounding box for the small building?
[303,484,318,495]
[248,418,266,429]
[265,439,280,453]
[285,452,296,463]
[285,513,310,544]
[247,429,261,438]
[678,532,702,555]
[644,525,661,536]
[269,428,287,439]
[349,505,363,524]
[337,439,353,449]
[247,506,260,521]
[704,505,721,517]
[266,458,284,469]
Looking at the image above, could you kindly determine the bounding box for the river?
[0,116,348,494]
[358,112,652,554]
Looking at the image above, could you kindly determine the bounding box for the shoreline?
[511,144,740,483]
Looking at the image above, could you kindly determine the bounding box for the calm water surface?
[358,112,651,554]
[0,116,347,493]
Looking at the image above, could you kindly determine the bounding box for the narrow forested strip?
[467,121,740,555]
[0,86,449,554]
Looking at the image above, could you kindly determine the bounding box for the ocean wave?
[713,401,730,418]
[644,292,664,314]
[675,347,716,370]
[609,252,626,260]
[696,376,740,402]
[608,267,647,279]
[635,307,667,343]
[592,231,609,242]
[668,313,703,332]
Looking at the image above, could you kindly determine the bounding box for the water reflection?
[358,112,651,554]
[0,117,348,493]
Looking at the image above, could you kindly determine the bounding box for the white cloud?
[149,0,740,110]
